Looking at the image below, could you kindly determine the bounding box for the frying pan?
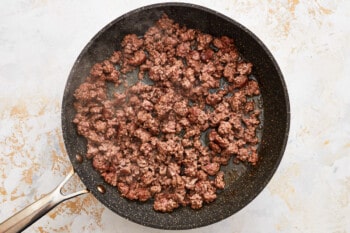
[0,3,290,232]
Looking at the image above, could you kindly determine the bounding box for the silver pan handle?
[0,169,88,233]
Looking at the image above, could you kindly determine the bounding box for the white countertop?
[1,0,349,232]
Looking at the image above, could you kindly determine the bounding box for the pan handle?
[0,168,88,233]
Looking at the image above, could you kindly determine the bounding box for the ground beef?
[73,14,262,213]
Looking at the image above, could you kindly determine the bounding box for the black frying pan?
[0,3,290,232]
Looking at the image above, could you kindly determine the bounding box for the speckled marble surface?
[0,0,349,232]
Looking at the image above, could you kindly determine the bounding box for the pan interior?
[61,3,290,230]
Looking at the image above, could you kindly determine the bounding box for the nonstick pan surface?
[61,3,290,230]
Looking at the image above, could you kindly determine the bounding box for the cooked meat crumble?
[73,14,262,212]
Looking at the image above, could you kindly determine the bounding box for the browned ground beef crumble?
[73,14,261,212]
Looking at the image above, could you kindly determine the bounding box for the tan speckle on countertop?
[10,103,29,118]
[268,163,300,211]
[287,0,299,16]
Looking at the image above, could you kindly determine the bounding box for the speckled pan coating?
[61,3,290,230]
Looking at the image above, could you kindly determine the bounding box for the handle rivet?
[75,154,83,163]
[97,185,106,194]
